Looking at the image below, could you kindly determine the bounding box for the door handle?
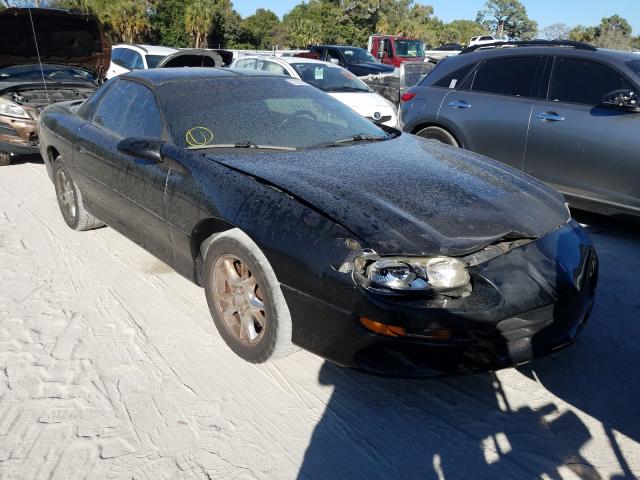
[537,112,565,122]
[448,100,471,109]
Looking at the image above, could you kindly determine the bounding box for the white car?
[231,56,398,127]
[107,44,179,79]
[469,35,505,47]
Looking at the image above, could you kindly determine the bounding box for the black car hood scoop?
[210,135,569,257]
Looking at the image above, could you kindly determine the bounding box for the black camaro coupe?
[38,68,598,376]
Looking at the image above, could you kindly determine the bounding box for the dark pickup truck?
[297,45,395,77]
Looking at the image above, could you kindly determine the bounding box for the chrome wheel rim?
[212,254,266,346]
[56,169,76,222]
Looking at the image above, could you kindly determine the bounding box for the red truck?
[367,34,426,67]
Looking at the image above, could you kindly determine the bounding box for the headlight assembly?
[0,97,30,119]
[354,253,471,296]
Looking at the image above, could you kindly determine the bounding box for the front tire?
[202,229,295,363]
[415,126,459,147]
[53,158,104,231]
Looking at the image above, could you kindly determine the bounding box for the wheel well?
[191,217,237,285]
[47,146,60,163]
[411,123,461,147]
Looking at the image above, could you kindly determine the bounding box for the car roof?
[445,44,639,69]
[314,45,366,50]
[121,67,283,86]
[113,44,178,56]
[235,55,337,67]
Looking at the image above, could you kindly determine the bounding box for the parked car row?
[231,55,398,127]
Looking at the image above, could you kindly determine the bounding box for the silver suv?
[400,41,640,217]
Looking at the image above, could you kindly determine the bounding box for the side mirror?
[118,137,166,163]
[329,57,340,65]
[601,89,640,112]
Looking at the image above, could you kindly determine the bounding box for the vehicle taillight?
[401,92,416,102]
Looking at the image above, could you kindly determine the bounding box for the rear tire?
[53,157,104,231]
[415,126,459,147]
[202,229,295,363]
[0,152,10,166]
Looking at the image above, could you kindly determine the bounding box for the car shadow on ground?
[4,153,43,166]
[297,211,639,480]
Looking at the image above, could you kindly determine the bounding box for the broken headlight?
[0,97,29,119]
[354,254,471,296]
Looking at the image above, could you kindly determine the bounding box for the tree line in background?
[1,0,638,51]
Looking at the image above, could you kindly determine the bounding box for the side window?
[384,40,393,57]
[549,57,633,106]
[93,80,164,139]
[130,51,144,70]
[235,58,257,69]
[261,61,288,76]
[464,56,541,97]
[111,48,125,67]
[433,63,475,88]
[326,49,341,64]
[119,49,134,69]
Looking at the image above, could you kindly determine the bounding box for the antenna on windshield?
[27,8,51,106]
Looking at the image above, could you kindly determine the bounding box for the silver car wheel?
[55,168,77,222]
[212,254,266,346]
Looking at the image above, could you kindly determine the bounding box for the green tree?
[150,0,190,47]
[106,0,150,43]
[569,15,634,50]
[476,0,537,40]
[184,0,215,48]
[241,8,280,48]
[446,19,486,45]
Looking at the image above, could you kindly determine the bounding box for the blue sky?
[233,0,640,34]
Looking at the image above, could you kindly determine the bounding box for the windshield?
[146,55,167,68]
[341,48,377,64]
[395,40,425,58]
[627,59,640,78]
[0,64,96,83]
[290,63,370,92]
[158,76,389,149]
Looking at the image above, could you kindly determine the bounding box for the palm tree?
[184,0,216,48]
[107,0,151,43]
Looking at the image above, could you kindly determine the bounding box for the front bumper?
[284,220,598,377]
[0,115,39,155]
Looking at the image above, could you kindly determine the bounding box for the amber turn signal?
[360,317,406,337]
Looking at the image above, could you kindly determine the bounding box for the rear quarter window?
[432,63,475,89]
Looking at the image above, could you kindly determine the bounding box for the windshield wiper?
[187,141,297,151]
[325,87,370,93]
[307,133,392,149]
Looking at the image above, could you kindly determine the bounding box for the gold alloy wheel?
[56,168,77,222]
[212,254,266,346]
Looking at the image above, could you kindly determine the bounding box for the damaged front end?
[0,86,94,156]
[288,220,597,377]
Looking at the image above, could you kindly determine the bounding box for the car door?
[438,55,544,170]
[73,79,174,259]
[525,56,640,211]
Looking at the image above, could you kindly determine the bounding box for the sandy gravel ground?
[0,159,639,480]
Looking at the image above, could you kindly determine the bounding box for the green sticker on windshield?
[314,67,324,80]
[185,127,214,147]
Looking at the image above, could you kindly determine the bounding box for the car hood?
[327,91,394,110]
[209,135,569,256]
[350,62,395,73]
[0,8,111,79]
